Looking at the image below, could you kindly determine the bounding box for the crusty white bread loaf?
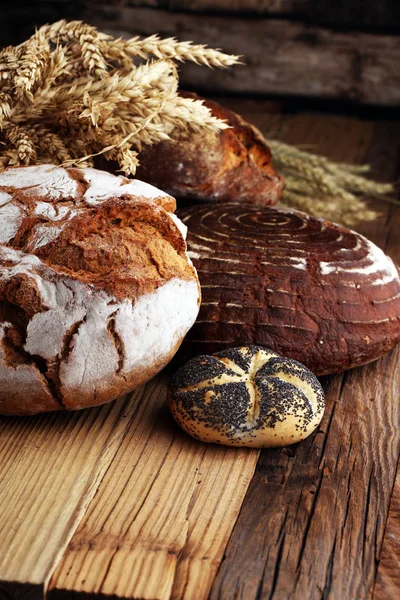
[0,165,200,415]
[179,203,400,375]
[169,346,325,448]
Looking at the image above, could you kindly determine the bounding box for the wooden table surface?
[0,98,399,600]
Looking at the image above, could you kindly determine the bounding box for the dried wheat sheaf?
[0,19,395,225]
[0,19,239,173]
[269,140,395,225]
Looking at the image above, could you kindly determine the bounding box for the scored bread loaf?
[179,204,400,375]
[135,92,284,206]
[169,346,325,448]
[0,164,200,415]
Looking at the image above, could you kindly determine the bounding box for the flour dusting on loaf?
[82,167,172,206]
[0,165,200,415]
[179,204,400,375]
[0,164,80,199]
[320,236,399,286]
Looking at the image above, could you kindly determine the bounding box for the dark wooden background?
[2,0,400,107]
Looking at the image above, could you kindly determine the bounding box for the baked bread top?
[179,203,400,375]
[136,92,284,206]
[169,345,325,448]
[0,165,200,415]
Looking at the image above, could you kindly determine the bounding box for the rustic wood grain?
[208,108,400,599]
[0,391,147,599]
[2,4,400,106]
[87,8,400,105]
[374,469,400,599]
[372,197,400,600]
[211,352,400,599]
[2,0,400,52]
[80,0,400,31]
[47,372,259,600]
[101,0,400,30]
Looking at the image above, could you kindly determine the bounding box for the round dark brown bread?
[169,345,325,447]
[179,204,400,375]
[0,164,200,415]
[135,92,284,206]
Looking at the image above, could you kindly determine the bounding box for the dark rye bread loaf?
[0,165,200,415]
[178,204,400,375]
[135,92,284,207]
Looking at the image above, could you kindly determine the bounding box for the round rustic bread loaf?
[0,164,200,415]
[179,204,400,375]
[169,346,325,447]
[135,92,284,206]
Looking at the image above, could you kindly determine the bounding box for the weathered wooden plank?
[0,391,145,599]
[88,8,400,105]
[110,0,400,30]
[211,349,400,599]
[374,468,400,600]
[47,372,259,599]
[2,4,399,105]
[2,0,400,53]
[208,109,400,599]
[372,198,400,600]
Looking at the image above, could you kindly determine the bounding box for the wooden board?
[2,4,400,106]
[2,0,400,52]
[87,7,400,106]
[372,204,400,600]
[0,100,400,599]
[0,395,140,600]
[104,0,400,30]
[0,372,259,600]
[374,467,400,599]
[47,374,259,599]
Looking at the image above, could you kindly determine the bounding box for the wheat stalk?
[0,19,239,173]
[269,140,396,225]
[0,19,393,226]
[106,34,241,68]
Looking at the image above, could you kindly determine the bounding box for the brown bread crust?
[179,204,400,375]
[135,92,284,206]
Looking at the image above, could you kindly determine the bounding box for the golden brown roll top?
[169,346,325,448]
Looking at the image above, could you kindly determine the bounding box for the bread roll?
[179,203,400,375]
[135,92,284,206]
[0,164,200,415]
[169,346,325,448]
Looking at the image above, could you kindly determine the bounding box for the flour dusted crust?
[0,165,200,415]
[169,346,325,448]
[179,204,400,375]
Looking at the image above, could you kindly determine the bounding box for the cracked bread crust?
[0,165,200,415]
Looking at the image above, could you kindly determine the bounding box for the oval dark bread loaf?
[169,346,325,447]
[135,92,284,206]
[0,164,200,416]
[179,204,400,375]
